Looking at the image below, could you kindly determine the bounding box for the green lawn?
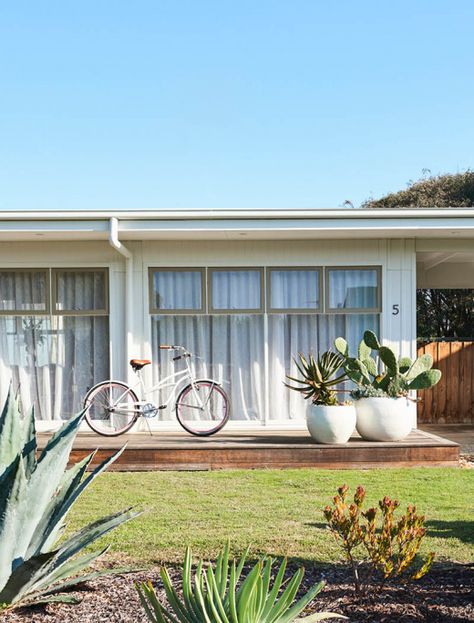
[69,467,474,566]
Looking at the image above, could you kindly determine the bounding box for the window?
[209,269,263,312]
[326,268,381,312]
[149,264,382,424]
[0,270,48,313]
[0,268,109,421]
[54,269,108,314]
[268,268,321,312]
[149,269,204,313]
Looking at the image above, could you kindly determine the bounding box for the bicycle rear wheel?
[84,381,140,436]
[175,380,230,436]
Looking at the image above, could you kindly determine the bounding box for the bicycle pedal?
[157,405,167,410]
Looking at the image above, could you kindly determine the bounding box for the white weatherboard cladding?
[0,237,418,428]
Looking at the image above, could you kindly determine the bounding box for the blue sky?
[1,1,473,210]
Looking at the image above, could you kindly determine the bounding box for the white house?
[0,208,472,430]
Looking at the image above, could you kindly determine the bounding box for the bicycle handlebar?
[160,344,188,352]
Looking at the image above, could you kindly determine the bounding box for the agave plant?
[285,351,348,406]
[136,544,344,623]
[0,387,140,612]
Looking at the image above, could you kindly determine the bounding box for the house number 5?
[392,304,400,315]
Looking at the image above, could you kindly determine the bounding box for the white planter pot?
[306,404,356,444]
[355,397,413,441]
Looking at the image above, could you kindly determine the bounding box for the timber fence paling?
[417,340,474,424]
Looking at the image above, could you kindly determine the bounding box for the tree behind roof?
[362,171,474,339]
[362,171,474,208]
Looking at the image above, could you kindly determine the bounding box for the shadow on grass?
[426,519,474,545]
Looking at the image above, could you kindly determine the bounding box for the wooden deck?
[38,428,460,471]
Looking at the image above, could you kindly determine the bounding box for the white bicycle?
[83,345,230,437]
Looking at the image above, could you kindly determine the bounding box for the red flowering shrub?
[323,484,435,596]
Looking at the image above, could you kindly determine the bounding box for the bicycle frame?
[111,352,212,417]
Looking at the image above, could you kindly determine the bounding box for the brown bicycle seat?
[129,359,151,371]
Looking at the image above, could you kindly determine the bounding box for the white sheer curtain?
[211,270,261,310]
[150,267,380,423]
[270,269,320,309]
[150,269,264,421]
[328,269,378,309]
[269,313,379,420]
[151,315,264,421]
[152,270,202,310]
[0,270,109,420]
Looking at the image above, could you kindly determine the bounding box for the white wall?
[0,237,418,427]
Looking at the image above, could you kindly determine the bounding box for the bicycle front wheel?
[176,380,230,436]
[84,381,140,436]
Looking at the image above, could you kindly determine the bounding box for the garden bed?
[2,562,473,623]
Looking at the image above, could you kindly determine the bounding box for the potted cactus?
[335,331,442,441]
[285,350,356,444]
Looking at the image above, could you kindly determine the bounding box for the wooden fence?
[417,341,474,423]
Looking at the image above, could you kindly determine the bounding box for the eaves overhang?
[0,208,472,241]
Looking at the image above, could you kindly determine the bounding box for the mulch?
[1,561,473,623]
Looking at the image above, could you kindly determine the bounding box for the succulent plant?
[0,387,140,612]
[334,331,441,399]
[136,543,344,623]
[285,351,348,406]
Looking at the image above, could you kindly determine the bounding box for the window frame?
[208,267,264,314]
[52,268,109,316]
[0,268,50,316]
[325,265,382,314]
[266,266,323,314]
[148,267,206,315]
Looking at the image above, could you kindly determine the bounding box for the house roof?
[0,208,473,241]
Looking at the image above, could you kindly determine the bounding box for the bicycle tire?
[83,380,140,436]
[175,380,230,436]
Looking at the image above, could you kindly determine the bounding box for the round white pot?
[306,404,356,444]
[355,397,413,441]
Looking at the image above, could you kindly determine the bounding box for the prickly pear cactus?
[334,331,442,398]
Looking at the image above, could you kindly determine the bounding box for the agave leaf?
[39,445,128,554]
[23,594,82,607]
[4,413,85,569]
[28,546,110,596]
[0,389,25,476]
[204,567,227,623]
[193,566,213,623]
[21,407,37,479]
[278,581,326,623]
[261,558,287,620]
[226,561,237,623]
[40,565,136,597]
[266,567,303,623]
[0,550,57,605]
[55,507,140,566]
[297,613,348,622]
[218,542,230,599]
[136,582,162,623]
[38,410,83,463]
[0,455,28,591]
[25,451,96,558]
[161,567,194,623]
